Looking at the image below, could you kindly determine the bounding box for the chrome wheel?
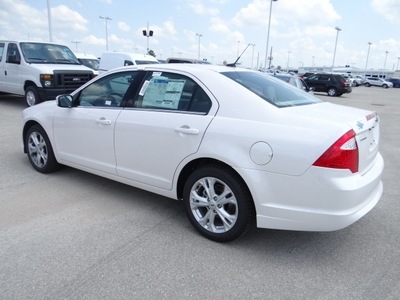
[327,88,337,96]
[183,165,255,242]
[25,125,59,173]
[28,131,48,169]
[190,177,238,233]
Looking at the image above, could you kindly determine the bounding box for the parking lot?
[0,86,399,299]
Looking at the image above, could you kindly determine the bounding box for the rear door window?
[132,71,212,114]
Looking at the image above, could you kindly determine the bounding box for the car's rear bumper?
[238,152,384,232]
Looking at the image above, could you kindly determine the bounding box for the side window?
[320,75,330,81]
[77,71,137,107]
[0,43,4,62]
[133,71,211,114]
[308,75,318,81]
[6,43,21,64]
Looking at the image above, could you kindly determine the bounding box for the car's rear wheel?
[25,125,60,173]
[327,87,337,97]
[365,82,371,87]
[183,165,255,242]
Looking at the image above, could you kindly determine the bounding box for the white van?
[0,40,95,106]
[75,53,99,75]
[99,51,159,73]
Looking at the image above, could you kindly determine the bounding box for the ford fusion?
[22,64,384,242]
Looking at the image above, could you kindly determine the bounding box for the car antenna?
[226,43,250,67]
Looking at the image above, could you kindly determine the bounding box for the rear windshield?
[20,42,80,64]
[222,71,321,107]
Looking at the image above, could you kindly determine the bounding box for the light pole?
[71,41,80,52]
[286,51,291,71]
[250,44,256,69]
[196,33,202,60]
[331,26,341,70]
[397,57,400,70]
[99,16,112,51]
[364,42,372,76]
[383,51,389,70]
[312,56,315,67]
[264,0,278,71]
[237,41,240,57]
[47,0,53,42]
[142,22,154,54]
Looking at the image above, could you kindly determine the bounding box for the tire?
[382,84,388,89]
[365,82,371,87]
[183,165,255,242]
[25,85,41,107]
[25,125,60,173]
[327,87,337,97]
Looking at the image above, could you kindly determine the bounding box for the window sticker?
[139,80,150,96]
[142,76,186,109]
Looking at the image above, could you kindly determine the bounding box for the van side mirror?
[57,94,73,107]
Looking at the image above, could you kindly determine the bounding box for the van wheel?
[25,86,41,107]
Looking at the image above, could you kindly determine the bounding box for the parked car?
[353,75,365,86]
[22,64,384,242]
[387,77,400,88]
[299,72,315,79]
[272,73,314,94]
[364,77,393,88]
[304,73,352,96]
[75,53,100,75]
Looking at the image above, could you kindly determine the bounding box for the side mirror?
[57,94,73,107]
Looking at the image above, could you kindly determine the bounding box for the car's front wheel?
[25,125,60,173]
[382,84,388,89]
[327,87,337,97]
[183,165,255,242]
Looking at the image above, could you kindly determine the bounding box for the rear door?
[115,70,217,190]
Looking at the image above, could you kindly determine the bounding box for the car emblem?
[72,77,81,82]
[357,121,364,129]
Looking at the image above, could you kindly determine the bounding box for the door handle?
[96,118,112,125]
[175,125,199,135]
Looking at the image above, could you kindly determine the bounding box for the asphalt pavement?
[0,87,399,300]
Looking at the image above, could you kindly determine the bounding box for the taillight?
[313,130,359,173]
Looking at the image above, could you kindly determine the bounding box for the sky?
[1,0,400,71]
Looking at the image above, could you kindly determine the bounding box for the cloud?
[189,1,219,16]
[371,0,400,24]
[232,0,340,28]
[118,21,130,32]
[52,5,88,32]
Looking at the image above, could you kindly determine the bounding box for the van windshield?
[20,42,80,65]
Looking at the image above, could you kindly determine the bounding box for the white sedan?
[22,64,384,242]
